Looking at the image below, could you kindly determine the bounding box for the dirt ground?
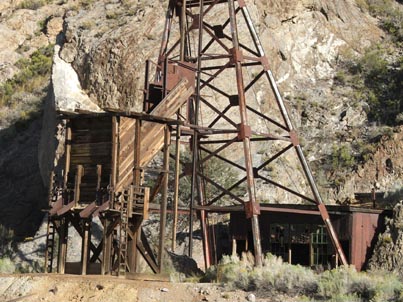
[0,274,272,302]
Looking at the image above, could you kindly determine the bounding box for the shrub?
[0,45,53,112]
[0,258,16,274]
[331,144,355,170]
[216,253,318,296]
[335,44,403,126]
[210,253,403,301]
[366,0,403,42]
[18,0,52,10]
[354,140,376,163]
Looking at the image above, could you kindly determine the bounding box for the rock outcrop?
[369,201,403,275]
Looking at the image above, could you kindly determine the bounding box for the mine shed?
[228,204,392,271]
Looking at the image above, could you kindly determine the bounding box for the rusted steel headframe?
[147,0,348,266]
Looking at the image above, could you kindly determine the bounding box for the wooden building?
[229,204,391,271]
[45,79,194,276]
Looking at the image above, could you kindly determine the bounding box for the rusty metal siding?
[350,212,380,271]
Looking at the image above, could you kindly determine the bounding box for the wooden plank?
[116,171,133,192]
[79,202,97,218]
[119,145,134,167]
[71,142,112,150]
[120,117,136,130]
[49,197,63,216]
[74,165,84,206]
[119,128,135,151]
[81,221,90,275]
[92,201,110,217]
[64,123,72,188]
[111,116,119,189]
[137,229,159,274]
[71,116,112,130]
[139,80,193,167]
[118,153,135,181]
[133,119,142,186]
[70,156,111,165]
[56,200,75,216]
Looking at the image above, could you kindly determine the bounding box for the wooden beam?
[63,122,72,188]
[74,165,84,207]
[92,201,110,217]
[56,200,75,216]
[81,220,91,275]
[158,126,170,273]
[79,202,97,218]
[49,197,63,216]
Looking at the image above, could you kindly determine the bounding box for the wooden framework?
[45,79,194,275]
[46,0,348,275]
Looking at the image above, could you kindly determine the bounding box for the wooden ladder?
[118,192,130,276]
[44,217,56,273]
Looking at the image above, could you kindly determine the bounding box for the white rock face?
[52,44,102,112]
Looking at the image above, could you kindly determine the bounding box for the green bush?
[0,45,53,108]
[335,1,403,126]
[331,144,355,170]
[18,0,52,10]
[335,44,403,125]
[215,253,317,296]
[366,0,403,42]
[209,253,403,301]
[0,258,16,274]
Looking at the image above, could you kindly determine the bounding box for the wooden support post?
[102,218,115,275]
[288,225,292,264]
[179,0,186,61]
[96,165,102,204]
[127,219,142,274]
[158,126,170,273]
[57,217,68,274]
[134,118,142,186]
[111,116,119,208]
[200,210,211,269]
[74,165,84,207]
[81,220,91,275]
[171,126,181,252]
[124,118,142,273]
[63,122,72,188]
[232,238,237,256]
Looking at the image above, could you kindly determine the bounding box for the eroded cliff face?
[58,0,381,112]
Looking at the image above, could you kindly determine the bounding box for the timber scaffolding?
[45,0,348,276]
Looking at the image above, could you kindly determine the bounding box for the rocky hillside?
[0,0,402,238]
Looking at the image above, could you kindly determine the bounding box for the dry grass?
[208,253,403,302]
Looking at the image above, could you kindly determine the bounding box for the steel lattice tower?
[145,0,348,267]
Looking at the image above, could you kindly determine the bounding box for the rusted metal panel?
[350,212,381,271]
